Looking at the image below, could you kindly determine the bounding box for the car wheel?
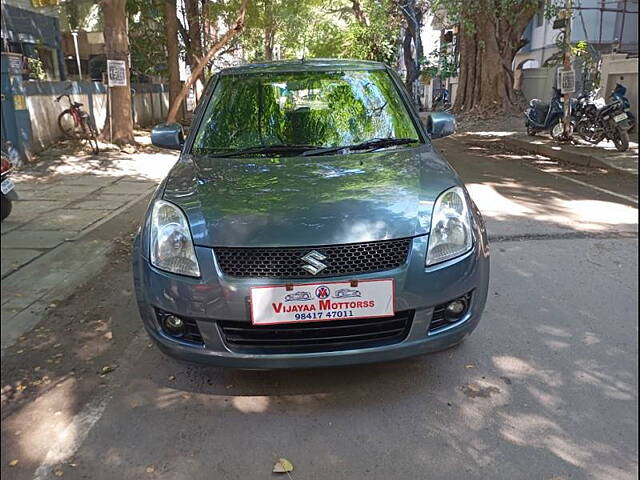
[1,194,11,222]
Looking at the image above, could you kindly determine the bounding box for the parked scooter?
[524,87,568,139]
[610,83,636,132]
[1,142,19,222]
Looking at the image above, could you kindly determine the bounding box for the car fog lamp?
[164,315,185,334]
[445,299,467,321]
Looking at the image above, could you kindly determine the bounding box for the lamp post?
[71,30,82,80]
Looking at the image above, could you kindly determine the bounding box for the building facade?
[0,0,66,80]
[515,0,638,70]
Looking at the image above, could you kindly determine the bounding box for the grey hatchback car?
[133,59,489,368]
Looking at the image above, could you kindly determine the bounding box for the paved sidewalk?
[498,132,638,175]
[1,135,177,277]
[1,134,177,351]
[420,111,638,175]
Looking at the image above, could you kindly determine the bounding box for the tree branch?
[166,0,249,123]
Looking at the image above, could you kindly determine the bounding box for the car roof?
[218,58,388,76]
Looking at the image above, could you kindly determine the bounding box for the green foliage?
[342,14,399,63]
[433,0,544,33]
[420,43,457,81]
[127,0,166,76]
[25,57,46,80]
[241,0,402,64]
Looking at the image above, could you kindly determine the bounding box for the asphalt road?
[2,136,638,480]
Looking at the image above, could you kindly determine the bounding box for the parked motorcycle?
[610,83,636,132]
[1,142,19,222]
[525,87,568,139]
[574,90,631,152]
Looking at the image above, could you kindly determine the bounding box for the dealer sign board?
[250,279,394,325]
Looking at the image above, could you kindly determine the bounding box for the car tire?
[1,194,11,222]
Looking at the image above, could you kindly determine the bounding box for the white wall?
[25,89,168,152]
[520,67,558,101]
[598,53,638,125]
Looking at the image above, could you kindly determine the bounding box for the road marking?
[31,330,149,479]
[32,394,111,480]
[538,169,638,203]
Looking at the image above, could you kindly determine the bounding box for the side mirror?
[425,112,457,139]
[151,123,184,150]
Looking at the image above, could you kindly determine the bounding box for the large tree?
[439,0,542,113]
[102,0,135,144]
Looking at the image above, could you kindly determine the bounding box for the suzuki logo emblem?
[301,250,327,275]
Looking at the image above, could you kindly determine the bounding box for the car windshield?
[191,69,422,156]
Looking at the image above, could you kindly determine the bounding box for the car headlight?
[426,186,473,266]
[149,200,200,277]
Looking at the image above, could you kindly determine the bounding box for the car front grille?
[217,311,414,354]
[213,238,412,279]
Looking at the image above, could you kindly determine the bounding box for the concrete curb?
[499,136,611,170]
[497,135,638,175]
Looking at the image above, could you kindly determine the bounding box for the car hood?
[163,145,460,247]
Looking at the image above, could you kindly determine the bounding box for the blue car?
[133,59,489,368]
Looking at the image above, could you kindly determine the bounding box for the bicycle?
[56,87,99,154]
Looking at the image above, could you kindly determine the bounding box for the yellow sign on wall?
[31,0,59,7]
[13,95,27,110]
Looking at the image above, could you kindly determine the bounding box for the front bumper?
[133,233,490,369]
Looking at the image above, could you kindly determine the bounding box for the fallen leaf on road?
[464,364,475,369]
[104,332,113,340]
[16,384,26,392]
[146,465,155,473]
[461,383,501,398]
[54,343,61,348]
[54,469,64,476]
[168,375,176,381]
[9,459,19,467]
[99,365,117,377]
[273,458,294,473]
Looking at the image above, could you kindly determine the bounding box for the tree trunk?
[263,0,274,60]
[453,2,541,114]
[400,0,423,95]
[264,26,274,60]
[403,27,416,92]
[165,0,182,122]
[184,0,205,101]
[166,0,249,123]
[351,0,368,26]
[101,0,134,145]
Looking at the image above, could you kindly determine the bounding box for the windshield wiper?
[205,143,320,158]
[301,137,419,157]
